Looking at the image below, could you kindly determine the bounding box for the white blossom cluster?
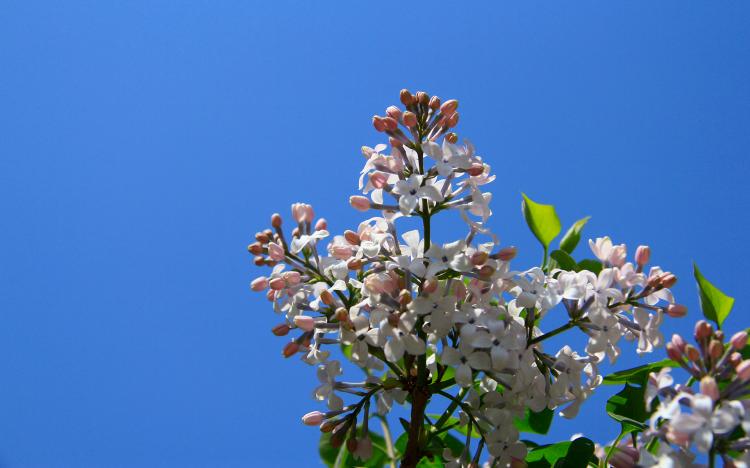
[613,323,750,468]
[247,90,685,467]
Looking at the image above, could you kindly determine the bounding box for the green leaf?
[319,432,343,467]
[521,193,562,251]
[694,263,735,328]
[559,216,591,254]
[526,437,596,468]
[602,359,677,386]
[577,259,602,275]
[427,414,481,438]
[606,384,653,433]
[549,250,577,272]
[514,407,554,435]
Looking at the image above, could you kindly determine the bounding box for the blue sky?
[1,1,749,466]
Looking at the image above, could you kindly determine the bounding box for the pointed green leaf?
[549,250,577,272]
[526,437,596,467]
[577,259,603,275]
[602,359,677,386]
[694,263,735,328]
[521,193,561,251]
[606,384,653,434]
[559,216,591,254]
[514,407,554,435]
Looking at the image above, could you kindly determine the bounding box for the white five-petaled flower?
[390,174,444,215]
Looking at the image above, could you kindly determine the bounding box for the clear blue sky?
[1,2,749,467]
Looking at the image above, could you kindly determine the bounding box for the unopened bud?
[320,289,334,306]
[729,352,742,367]
[302,411,325,426]
[255,232,269,243]
[666,343,683,361]
[372,116,386,132]
[344,230,360,245]
[429,96,441,110]
[497,246,518,262]
[382,116,398,131]
[320,419,338,433]
[294,315,316,332]
[416,91,429,105]
[271,213,282,228]
[731,331,748,350]
[666,304,688,318]
[265,290,275,302]
[466,163,484,176]
[282,271,301,284]
[447,112,459,128]
[399,89,413,105]
[709,340,724,359]
[282,341,300,358]
[248,242,263,255]
[346,438,358,453]
[402,111,417,128]
[738,360,750,381]
[250,277,268,291]
[423,278,438,294]
[635,245,650,267]
[445,132,458,144]
[695,320,712,340]
[347,258,364,270]
[389,136,402,147]
[335,307,348,323]
[471,251,488,266]
[386,105,402,120]
[315,218,327,231]
[671,334,687,352]
[440,99,458,116]
[272,323,291,336]
[253,256,265,266]
[269,277,286,290]
[685,344,700,362]
[660,273,677,289]
[349,196,371,212]
[478,265,495,277]
[715,330,724,341]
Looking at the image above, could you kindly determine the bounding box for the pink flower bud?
[440,99,458,116]
[315,218,328,231]
[271,213,282,228]
[265,290,275,302]
[399,89,413,105]
[282,341,300,358]
[382,116,398,131]
[709,340,723,359]
[282,271,301,284]
[671,334,687,352]
[302,411,325,426]
[416,91,429,105]
[372,116,386,132]
[660,273,677,289]
[695,320,713,340]
[737,360,750,381]
[731,331,748,350]
[497,246,517,262]
[268,242,285,261]
[389,136,402,147]
[386,106,402,120]
[269,277,286,290]
[294,315,316,332]
[272,323,291,336]
[635,245,650,266]
[666,304,688,318]
[666,343,682,361]
[250,277,268,291]
[349,196,371,212]
[467,163,484,176]
[447,112,459,128]
[370,172,388,189]
[344,230,360,245]
[428,96,441,110]
[700,376,719,401]
[402,111,417,128]
[685,345,700,362]
[471,251,488,266]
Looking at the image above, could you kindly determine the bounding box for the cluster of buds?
[372,89,460,148]
[637,322,750,466]
[247,90,686,467]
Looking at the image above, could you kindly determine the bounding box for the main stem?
[401,143,432,468]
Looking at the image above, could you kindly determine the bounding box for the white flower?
[425,241,472,278]
[671,394,741,453]
[391,174,444,215]
[290,229,329,254]
[380,313,426,363]
[441,342,491,387]
[423,140,473,177]
[313,360,344,410]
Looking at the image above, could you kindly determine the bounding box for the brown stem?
[400,385,430,468]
